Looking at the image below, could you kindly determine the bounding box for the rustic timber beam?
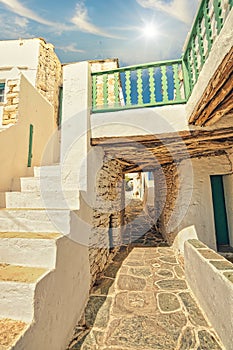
[189,47,233,126]
[205,92,233,126]
[95,127,233,172]
[92,127,233,147]
[195,78,233,126]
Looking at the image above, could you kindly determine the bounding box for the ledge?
[184,239,233,350]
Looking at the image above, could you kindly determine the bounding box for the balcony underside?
[189,47,233,126]
[92,124,233,172]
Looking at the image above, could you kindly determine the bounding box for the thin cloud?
[0,13,31,39]
[71,2,120,39]
[58,44,85,53]
[14,15,28,28]
[110,25,140,32]
[136,0,198,24]
[0,0,55,26]
[0,0,123,37]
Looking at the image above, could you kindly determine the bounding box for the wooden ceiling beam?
[205,91,233,126]
[189,47,233,126]
[98,127,233,172]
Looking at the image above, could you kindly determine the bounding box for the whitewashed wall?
[61,62,91,192]
[172,154,233,252]
[0,39,41,86]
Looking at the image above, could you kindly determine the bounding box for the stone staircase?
[0,165,89,350]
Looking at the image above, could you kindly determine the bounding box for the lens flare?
[142,23,157,38]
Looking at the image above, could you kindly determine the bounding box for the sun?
[142,23,158,39]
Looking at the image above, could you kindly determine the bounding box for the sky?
[0,0,199,66]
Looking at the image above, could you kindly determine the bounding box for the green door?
[210,175,229,247]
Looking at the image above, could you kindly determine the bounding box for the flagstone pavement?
[67,200,225,350]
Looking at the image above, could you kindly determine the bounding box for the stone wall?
[156,154,233,252]
[36,39,62,125]
[2,78,20,125]
[156,163,179,245]
[90,59,119,74]
[90,59,122,109]
[89,155,124,286]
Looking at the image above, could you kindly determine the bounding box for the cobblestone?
[67,199,224,350]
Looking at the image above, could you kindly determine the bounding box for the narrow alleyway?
[68,200,224,350]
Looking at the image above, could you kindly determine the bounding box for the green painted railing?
[183,0,233,98]
[92,0,232,112]
[27,124,34,167]
[92,59,186,112]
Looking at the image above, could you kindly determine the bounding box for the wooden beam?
[92,127,233,147]
[98,127,233,172]
[189,47,233,125]
[195,76,233,125]
[205,91,233,126]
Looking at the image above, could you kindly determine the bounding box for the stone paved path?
[68,200,225,350]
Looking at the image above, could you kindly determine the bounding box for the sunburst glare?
[142,22,158,39]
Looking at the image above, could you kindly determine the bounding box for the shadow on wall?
[0,74,56,193]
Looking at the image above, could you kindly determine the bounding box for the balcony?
[91,0,233,122]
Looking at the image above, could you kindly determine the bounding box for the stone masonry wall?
[90,59,122,109]
[36,39,62,125]
[2,78,20,125]
[156,163,179,245]
[89,155,124,286]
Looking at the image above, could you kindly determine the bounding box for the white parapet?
[184,239,233,350]
[91,104,191,139]
[61,61,91,193]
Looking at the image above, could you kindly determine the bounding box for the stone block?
[4,105,17,112]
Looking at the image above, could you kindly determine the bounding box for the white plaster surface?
[0,237,58,268]
[61,62,91,192]
[5,190,79,210]
[0,74,55,192]
[185,241,233,350]
[12,236,90,350]
[172,155,232,252]
[91,105,191,138]
[34,165,61,177]
[0,39,40,86]
[0,209,70,234]
[18,175,78,192]
[0,281,38,322]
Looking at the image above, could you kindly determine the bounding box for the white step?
[0,209,70,234]
[0,264,48,322]
[33,165,64,178]
[0,318,28,348]
[0,233,61,268]
[33,165,80,185]
[5,190,79,210]
[18,176,79,192]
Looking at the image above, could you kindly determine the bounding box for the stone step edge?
[0,318,29,349]
[0,263,50,284]
[0,232,62,239]
[0,208,70,211]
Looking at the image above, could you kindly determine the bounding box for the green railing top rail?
[92,59,186,112]
[91,58,183,76]
[91,0,232,112]
[183,0,209,56]
[182,0,232,97]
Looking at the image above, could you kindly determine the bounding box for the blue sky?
[0,0,199,66]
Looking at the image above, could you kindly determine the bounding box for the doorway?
[210,175,230,249]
